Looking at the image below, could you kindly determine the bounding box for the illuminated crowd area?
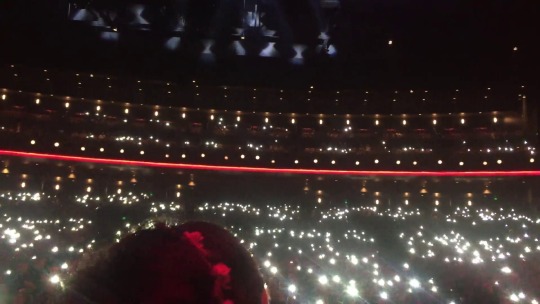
[0,66,538,303]
[0,1,536,303]
[0,161,540,303]
[0,67,536,172]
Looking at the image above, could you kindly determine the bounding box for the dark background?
[0,0,538,91]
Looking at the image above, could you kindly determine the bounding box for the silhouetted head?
[65,222,266,304]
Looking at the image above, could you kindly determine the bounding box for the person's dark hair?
[64,222,265,304]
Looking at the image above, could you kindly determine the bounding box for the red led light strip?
[0,149,539,177]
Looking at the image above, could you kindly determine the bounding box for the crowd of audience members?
[1,186,540,303]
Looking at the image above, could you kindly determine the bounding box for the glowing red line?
[0,149,539,177]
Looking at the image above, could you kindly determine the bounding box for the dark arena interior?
[0,1,540,303]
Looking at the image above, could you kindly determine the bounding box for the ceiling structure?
[0,0,537,91]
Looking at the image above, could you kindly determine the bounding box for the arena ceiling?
[0,0,537,90]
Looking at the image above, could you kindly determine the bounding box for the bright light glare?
[288,284,297,293]
[409,278,421,288]
[50,274,61,284]
[346,285,359,297]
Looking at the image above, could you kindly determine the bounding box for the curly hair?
[63,222,265,304]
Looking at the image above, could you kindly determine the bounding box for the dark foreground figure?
[63,222,268,304]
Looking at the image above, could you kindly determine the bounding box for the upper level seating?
[0,86,536,171]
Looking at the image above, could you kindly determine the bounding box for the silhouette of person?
[63,221,268,303]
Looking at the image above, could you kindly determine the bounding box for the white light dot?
[346,284,359,297]
[50,275,61,284]
[54,142,60,147]
[318,275,328,285]
[288,284,297,293]
[314,159,318,164]
[374,159,379,164]
[30,140,36,145]
[438,160,443,165]
[497,159,502,164]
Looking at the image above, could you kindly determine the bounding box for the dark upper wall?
[0,0,537,91]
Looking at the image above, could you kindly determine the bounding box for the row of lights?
[12,95,506,127]
[12,179,497,198]
[287,117,497,126]
[31,140,537,165]
[20,182,132,194]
